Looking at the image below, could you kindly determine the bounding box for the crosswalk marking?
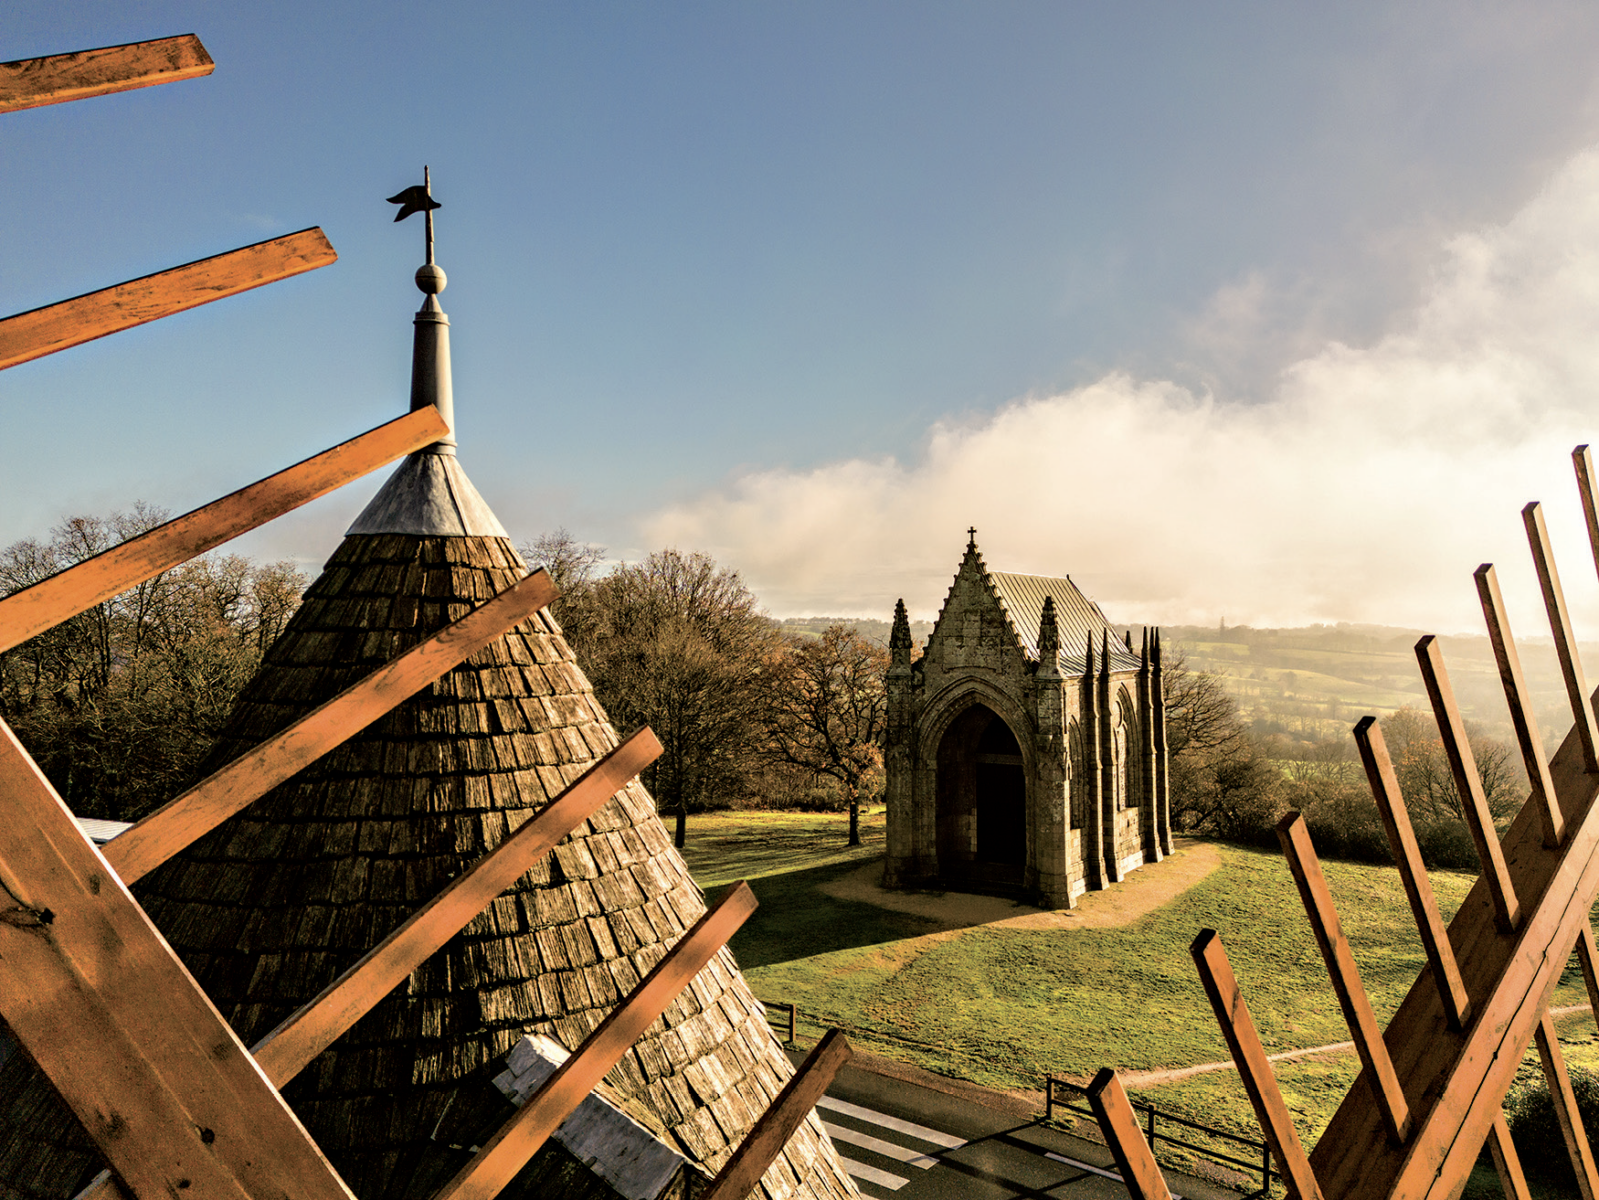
[816,1096,968,1149]
[823,1121,939,1168]
[836,1154,911,1191]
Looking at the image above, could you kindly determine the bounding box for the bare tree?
[1161,650,1280,838]
[763,625,889,846]
[519,527,605,648]
[1380,705,1525,823]
[0,507,308,821]
[573,549,777,847]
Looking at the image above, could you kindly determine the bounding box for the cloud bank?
[644,150,1599,635]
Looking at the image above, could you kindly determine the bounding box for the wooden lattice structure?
[1088,451,1599,1199]
[0,37,854,1200]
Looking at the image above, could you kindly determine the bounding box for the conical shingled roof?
[132,529,858,1198]
[0,218,859,1199]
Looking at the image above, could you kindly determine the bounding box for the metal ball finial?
[415,264,447,295]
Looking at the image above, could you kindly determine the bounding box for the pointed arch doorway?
[935,703,1027,888]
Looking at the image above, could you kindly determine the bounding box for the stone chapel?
[883,533,1174,909]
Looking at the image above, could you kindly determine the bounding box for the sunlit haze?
[10,4,1599,641]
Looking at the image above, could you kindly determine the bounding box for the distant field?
[1159,623,1598,747]
[680,807,1599,1183]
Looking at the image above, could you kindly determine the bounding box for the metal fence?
[1045,1075,1278,1198]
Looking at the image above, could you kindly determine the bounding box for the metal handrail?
[1045,1075,1278,1197]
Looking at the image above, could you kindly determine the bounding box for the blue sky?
[10,3,1599,633]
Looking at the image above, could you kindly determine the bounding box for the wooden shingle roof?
[0,529,856,1200]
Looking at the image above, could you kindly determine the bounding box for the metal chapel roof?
[988,571,1144,673]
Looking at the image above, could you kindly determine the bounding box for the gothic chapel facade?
[884,535,1174,909]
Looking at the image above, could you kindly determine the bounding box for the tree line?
[3,510,1505,865]
[0,507,306,822]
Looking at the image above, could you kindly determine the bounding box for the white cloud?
[644,150,1599,636]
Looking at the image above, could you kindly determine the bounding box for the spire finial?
[388,168,446,294]
[388,169,456,454]
[967,526,977,551]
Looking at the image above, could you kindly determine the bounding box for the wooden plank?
[1277,812,1411,1142]
[1476,564,1564,847]
[0,406,446,655]
[0,719,353,1200]
[1353,716,1472,1029]
[254,728,662,1083]
[1580,925,1599,1037]
[1486,1115,1532,1200]
[0,228,337,371]
[1311,693,1599,1199]
[106,569,560,884]
[700,1029,854,1200]
[1190,929,1325,1200]
[1416,636,1520,933]
[1534,1011,1599,1200]
[432,882,759,1200]
[1524,501,1599,772]
[0,34,212,114]
[1085,1068,1174,1200]
[1576,445,1599,585]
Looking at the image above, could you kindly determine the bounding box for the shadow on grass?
[719,857,972,969]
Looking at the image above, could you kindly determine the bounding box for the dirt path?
[817,838,1222,932]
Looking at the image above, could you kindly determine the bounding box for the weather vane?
[387,166,443,266]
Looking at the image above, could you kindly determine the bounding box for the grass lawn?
[680,806,1599,1186]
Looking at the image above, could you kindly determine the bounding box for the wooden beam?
[72,729,663,1200]
[1486,1115,1532,1200]
[700,1029,854,1200]
[1277,812,1411,1143]
[1311,692,1599,1198]
[1190,929,1325,1200]
[1575,445,1599,586]
[1416,636,1520,933]
[1525,501,1599,772]
[0,228,337,371]
[0,34,212,114]
[0,719,353,1200]
[1476,564,1564,847]
[432,882,760,1200]
[1579,925,1599,1038]
[1353,716,1472,1029]
[0,405,446,655]
[1086,1068,1174,1200]
[1535,1012,1599,1200]
[253,728,663,1084]
[105,568,559,884]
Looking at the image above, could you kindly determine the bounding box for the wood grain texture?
[1486,1115,1532,1200]
[1354,716,1472,1029]
[434,882,760,1200]
[1311,688,1599,1198]
[1086,1068,1173,1200]
[1476,564,1564,847]
[1416,635,1520,933]
[0,406,446,655]
[104,569,559,884]
[0,227,336,370]
[1277,812,1411,1143]
[1191,929,1324,1200]
[702,1029,854,1200]
[1525,501,1599,772]
[0,718,352,1200]
[0,34,212,114]
[1534,1012,1599,1200]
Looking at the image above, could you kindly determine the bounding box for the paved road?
[798,1052,1250,1200]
